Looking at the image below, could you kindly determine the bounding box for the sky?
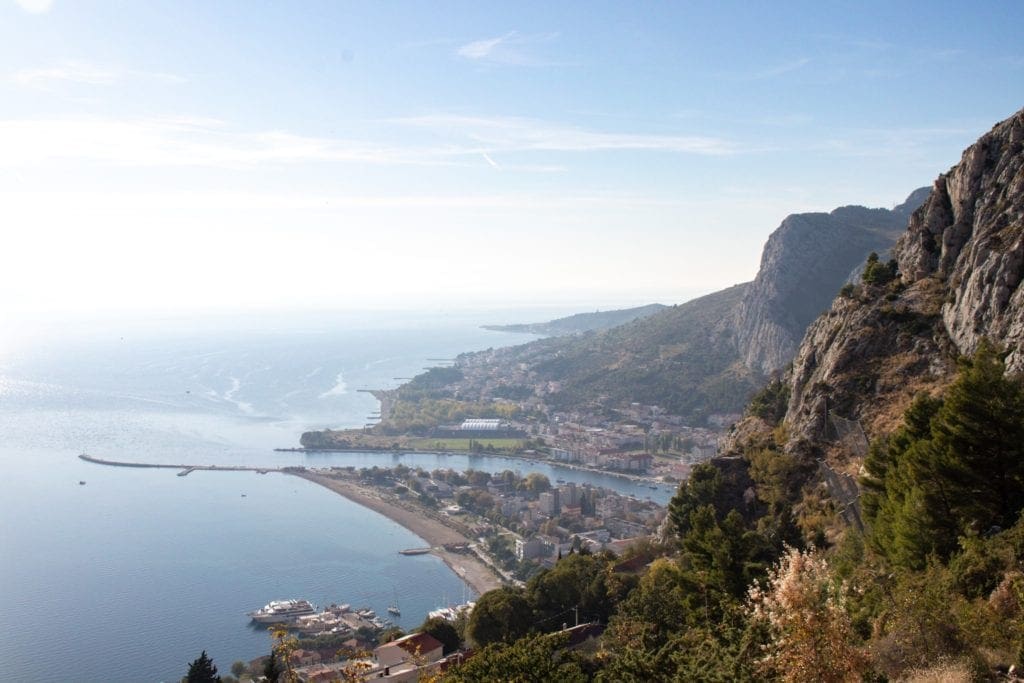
[1,0,1022,321]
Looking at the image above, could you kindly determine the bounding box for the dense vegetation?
[379,398,522,434]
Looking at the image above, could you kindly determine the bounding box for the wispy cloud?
[810,123,984,160]
[0,117,432,168]
[0,113,742,171]
[393,114,740,156]
[12,61,186,89]
[456,31,561,66]
[14,0,53,13]
[720,57,811,81]
[481,152,500,169]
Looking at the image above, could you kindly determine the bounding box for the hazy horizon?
[2,1,1022,318]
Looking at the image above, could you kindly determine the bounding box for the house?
[289,648,321,667]
[375,631,445,671]
[514,535,549,561]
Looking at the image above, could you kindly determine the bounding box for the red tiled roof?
[392,631,444,655]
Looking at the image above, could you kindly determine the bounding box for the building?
[606,517,649,539]
[558,482,581,507]
[515,535,549,561]
[538,489,560,516]
[596,496,623,519]
[372,632,445,681]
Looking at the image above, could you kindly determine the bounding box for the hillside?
[468,283,757,423]
[444,192,928,425]
[481,303,667,336]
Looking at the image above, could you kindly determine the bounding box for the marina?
[249,600,394,637]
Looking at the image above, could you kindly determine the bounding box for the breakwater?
[78,453,283,475]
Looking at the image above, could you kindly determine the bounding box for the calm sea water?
[0,309,672,683]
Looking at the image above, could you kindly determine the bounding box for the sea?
[0,309,676,683]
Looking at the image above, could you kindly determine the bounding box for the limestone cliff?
[734,190,928,376]
[783,107,1024,456]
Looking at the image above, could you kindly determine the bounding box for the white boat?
[428,601,475,622]
[248,599,316,624]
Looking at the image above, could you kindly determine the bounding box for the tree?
[862,251,897,285]
[862,343,1024,568]
[185,651,222,683]
[444,632,587,683]
[467,587,532,646]
[262,649,283,683]
[522,472,551,495]
[747,547,865,682]
[419,616,461,655]
[667,462,722,538]
[527,552,616,627]
[230,661,246,679]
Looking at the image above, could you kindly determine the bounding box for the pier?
[79,454,287,475]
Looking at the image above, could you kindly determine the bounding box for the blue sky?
[1,1,1021,318]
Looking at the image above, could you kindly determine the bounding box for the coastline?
[280,446,667,485]
[291,471,504,597]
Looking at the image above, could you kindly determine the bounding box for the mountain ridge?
[481,303,668,336]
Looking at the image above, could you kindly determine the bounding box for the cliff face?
[897,112,1024,371]
[734,191,928,376]
[784,107,1024,453]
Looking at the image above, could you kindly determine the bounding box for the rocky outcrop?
[896,110,1024,371]
[783,107,1024,455]
[734,191,928,375]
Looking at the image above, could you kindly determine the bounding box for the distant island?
[481,303,667,336]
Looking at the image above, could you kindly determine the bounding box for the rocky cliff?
[734,190,928,376]
[783,107,1024,456]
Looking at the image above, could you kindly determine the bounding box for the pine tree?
[667,462,722,538]
[263,647,283,683]
[185,651,221,683]
[862,342,1024,567]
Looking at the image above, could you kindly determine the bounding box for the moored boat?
[248,599,316,624]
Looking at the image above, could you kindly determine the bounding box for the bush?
[862,252,898,286]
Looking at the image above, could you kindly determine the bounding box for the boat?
[79,481,86,485]
[388,589,401,616]
[248,599,316,624]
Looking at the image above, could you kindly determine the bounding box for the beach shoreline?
[290,471,504,597]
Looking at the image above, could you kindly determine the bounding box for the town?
[324,463,665,580]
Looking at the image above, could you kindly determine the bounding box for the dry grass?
[898,659,972,683]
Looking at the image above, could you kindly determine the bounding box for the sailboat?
[387,588,401,616]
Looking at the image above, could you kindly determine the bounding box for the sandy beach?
[292,471,504,596]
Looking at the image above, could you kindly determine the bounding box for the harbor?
[248,599,396,637]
